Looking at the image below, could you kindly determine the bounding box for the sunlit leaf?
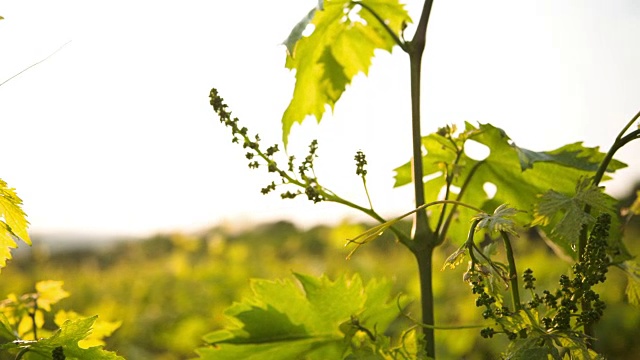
[54,310,122,349]
[196,273,408,359]
[0,316,124,360]
[628,190,640,216]
[618,261,640,306]
[281,0,411,146]
[393,122,625,253]
[626,277,640,307]
[35,281,70,312]
[441,244,467,271]
[0,313,14,340]
[532,178,614,246]
[505,331,603,360]
[0,179,30,270]
[34,316,124,360]
[473,204,521,236]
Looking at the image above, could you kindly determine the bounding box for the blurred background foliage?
[1,187,639,359]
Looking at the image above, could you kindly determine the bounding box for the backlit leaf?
[473,204,521,236]
[441,244,467,271]
[54,310,122,349]
[0,179,30,270]
[618,261,640,306]
[393,122,625,252]
[196,273,408,359]
[0,316,125,360]
[35,281,70,312]
[281,0,411,146]
[628,190,640,215]
[532,178,614,246]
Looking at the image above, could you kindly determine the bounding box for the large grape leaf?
[0,179,30,270]
[393,122,626,249]
[196,273,407,359]
[281,0,411,146]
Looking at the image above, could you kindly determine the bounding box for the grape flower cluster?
[210,87,326,203]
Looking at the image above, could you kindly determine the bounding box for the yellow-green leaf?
[0,179,30,270]
[629,190,640,215]
[619,261,640,306]
[473,204,521,236]
[441,245,467,271]
[532,178,613,246]
[281,0,411,147]
[36,280,70,311]
[55,310,122,349]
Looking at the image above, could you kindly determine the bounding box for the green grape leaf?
[504,335,561,360]
[54,310,122,348]
[532,178,614,246]
[0,316,124,360]
[556,335,604,359]
[281,0,411,147]
[441,244,467,271]
[473,204,521,236]
[506,332,603,360]
[618,261,640,306]
[627,190,640,215]
[626,277,640,307]
[0,313,15,341]
[0,179,30,270]
[196,273,408,359]
[393,122,625,250]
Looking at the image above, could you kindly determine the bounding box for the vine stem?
[500,231,521,311]
[405,0,436,357]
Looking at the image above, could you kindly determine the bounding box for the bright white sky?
[1,1,639,237]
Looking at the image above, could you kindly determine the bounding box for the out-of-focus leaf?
[0,179,30,270]
[618,261,640,306]
[441,245,467,271]
[35,281,70,312]
[628,190,640,215]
